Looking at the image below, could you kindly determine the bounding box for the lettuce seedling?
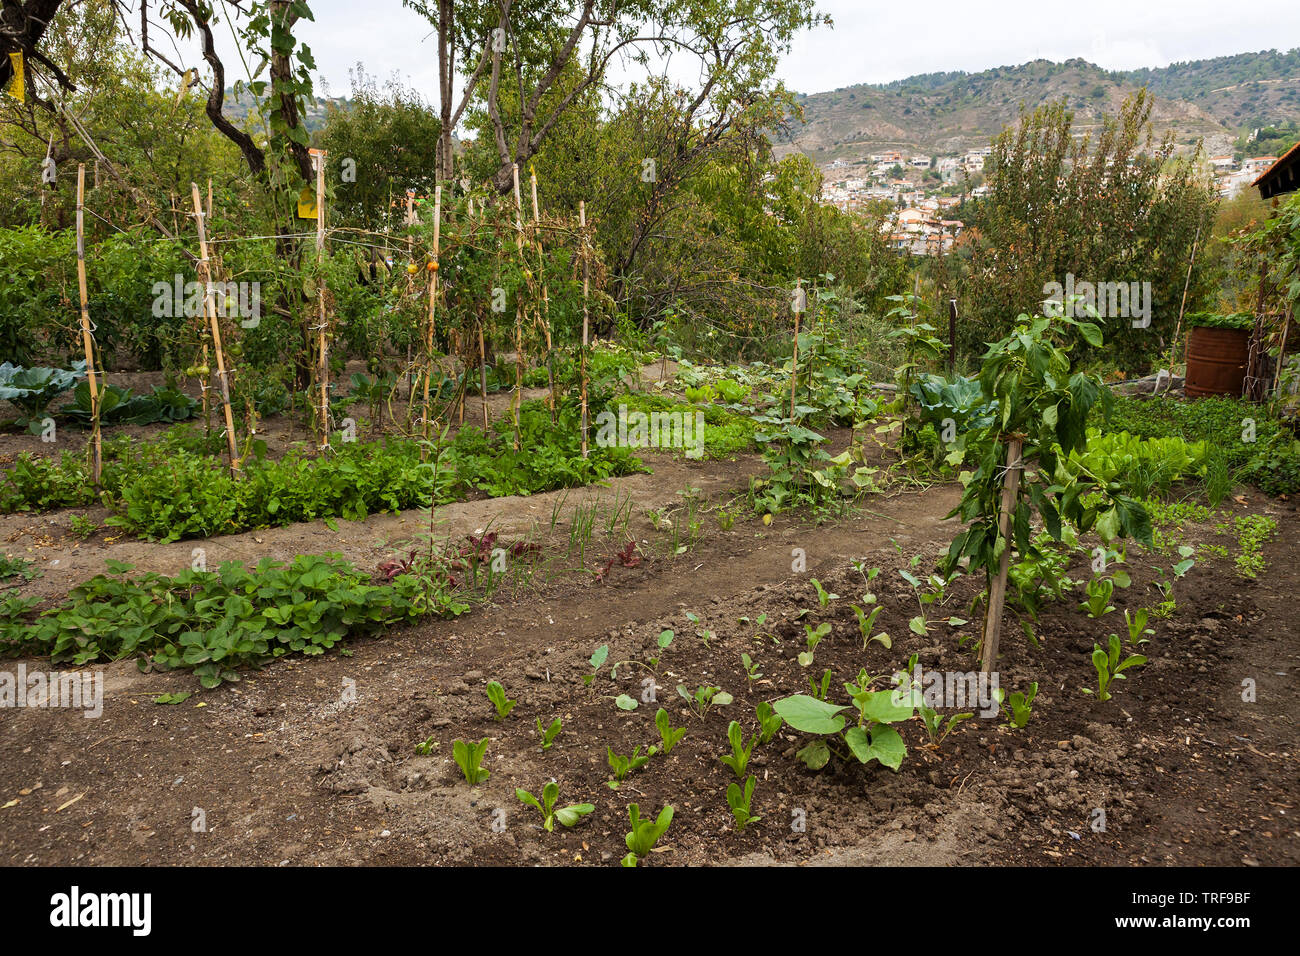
[1083,636,1146,701]
[726,775,761,830]
[486,681,517,720]
[755,701,783,744]
[995,682,1038,728]
[719,720,758,780]
[622,803,674,865]
[536,716,562,751]
[654,708,686,754]
[607,744,656,787]
[515,781,594,832]
[452,737,490,784]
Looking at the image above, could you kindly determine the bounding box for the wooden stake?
[791,280,802,419]
[1164,222,1202,395]
[313,149,330,449]
[190,183,240,477]
[478,322,490,429]
[511,163,525,450]
[74,164,102,485]
[947,298,958,374]
[1274,305,1293,396]
[980,438,1023,675]
[579,199,591,458]
[422,182,443,445]
[529,165,558,420]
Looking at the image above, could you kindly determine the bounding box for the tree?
[959,91,1218,370]
[315,68,442,232]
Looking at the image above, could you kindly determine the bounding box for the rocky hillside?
[778,51,1300,163]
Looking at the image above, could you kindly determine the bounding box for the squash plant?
[940,309,1152,667]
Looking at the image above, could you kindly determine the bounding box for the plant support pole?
[580,199,591,458]
[190,183,240,477]
[74,164,102,484]
[980,437,1023,674]
[422,182,442,444]
[314,149,330,450]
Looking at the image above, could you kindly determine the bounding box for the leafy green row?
[0,554,460,688]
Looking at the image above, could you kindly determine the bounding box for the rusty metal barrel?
[1185,322,1250,399]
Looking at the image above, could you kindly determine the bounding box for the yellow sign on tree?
[5,52,24,103]
[297,186,317,219]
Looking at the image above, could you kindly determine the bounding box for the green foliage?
[515,781,594,832]
[607,744,656,787]
[773,678,915,773]
[0,362,85,424]
[995,683,1038,728]
[622,804,674,866]
[718,720,758,780]
[60,381,198,427]
[755,701,784,744]
[453,737,491,784]
[1081,577,1117,618]
[961,92,1217,370]
[942,311,1152,599]
[536,716,563,751]
[654,707,686,754]
[486,680,517,720]
[1232,514,1277,579]
[1083,634,1147,701]
[726,775,761,830]
[0,555,446,687]
[2,401,643,538]
[677,683,733,720]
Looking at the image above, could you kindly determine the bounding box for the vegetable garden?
[0,0,1297,873]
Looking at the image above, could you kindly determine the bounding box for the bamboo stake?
[580,199,591,458]
[529,166,558,420]
[313,149,330,449]
[791,280,802,419]
[1164,222,1202,396]
[980,438,1023,675]
[422,182,443,445]
[1274,305,1293,396]
[511,163,525,450]
[478,322,490,429]
[74,164,102,485]
[190,183,240,477]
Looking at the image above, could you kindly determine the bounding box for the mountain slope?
[780,51,1300,163]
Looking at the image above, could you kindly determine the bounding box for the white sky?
[143,0,1300,101]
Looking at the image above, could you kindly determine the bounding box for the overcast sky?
[168,0,1300,100]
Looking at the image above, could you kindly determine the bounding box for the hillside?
[779,51,1300,164]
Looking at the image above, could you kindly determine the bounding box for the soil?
[1,364,1297,867]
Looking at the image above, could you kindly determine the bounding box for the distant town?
[819,147,1281,256]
